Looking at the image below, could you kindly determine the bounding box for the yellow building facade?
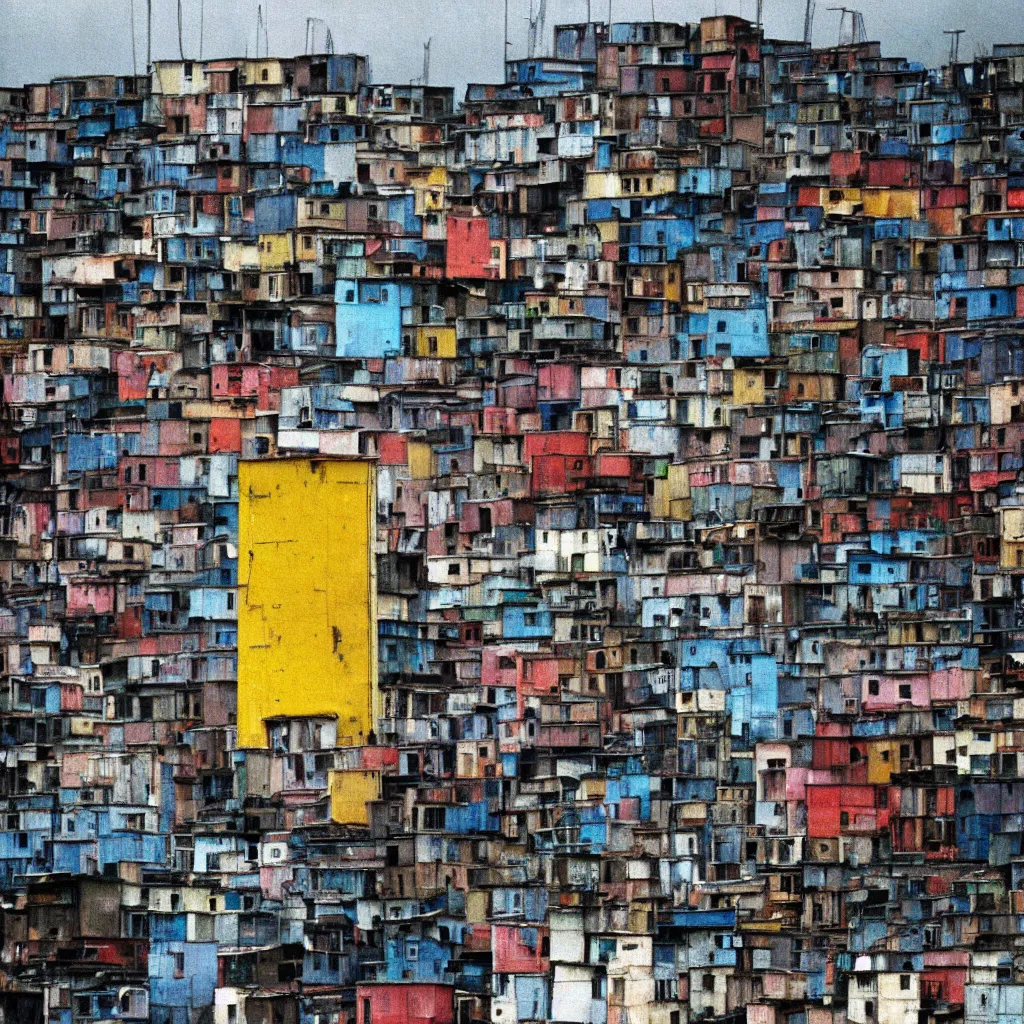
[237,457,377,748]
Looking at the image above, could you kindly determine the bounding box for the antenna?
[306,17,334,54]
[852,10,866,43]
[826,6,846,46]
[527,0,548,59]
[803,0,815,46]
[129,0,138,79]
[256,4,267,59]
[826,7,865,47]
[944,28,964,65]
[146,0,152,72]
[422,37,431,87]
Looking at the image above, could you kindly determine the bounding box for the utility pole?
[944,29,964,65]
[803,0,815,47]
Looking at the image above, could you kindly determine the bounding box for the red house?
[446,215,499,279]
[356,984,454,1024]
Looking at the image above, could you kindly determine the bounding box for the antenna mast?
[306,17,334,54]
[944,28,964,65]
[528,0,548,59]
[130,0,138,79]
[827,7,866,47]
[256,4,268,58]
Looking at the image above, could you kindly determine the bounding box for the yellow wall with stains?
[329,769,381,824]
[237,458,377,747]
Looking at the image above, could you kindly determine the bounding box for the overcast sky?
[0,0,1020,96]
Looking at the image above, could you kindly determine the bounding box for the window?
[172,952,185,978]
[900,975,910,991]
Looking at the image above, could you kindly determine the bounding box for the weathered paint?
[237,457,377,747]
